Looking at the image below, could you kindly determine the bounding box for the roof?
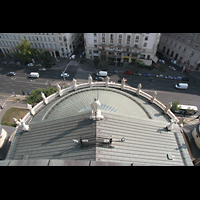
[5,87,193,165]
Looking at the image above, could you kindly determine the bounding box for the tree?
[37,49,53,65]
[171,100,180,113]
[93,57,100,68]
[16,38,36,63]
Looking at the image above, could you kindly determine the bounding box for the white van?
[96,71,107,77]
[175,104,198,115]
[175,83,188,89]
[28,72,40,78]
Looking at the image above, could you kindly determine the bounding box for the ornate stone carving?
[90,98,104,120]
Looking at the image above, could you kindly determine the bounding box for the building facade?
[84,33,161,65]
[158,33,200,70]
[0,33,82,58]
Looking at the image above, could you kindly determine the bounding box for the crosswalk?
[68,60,79,66]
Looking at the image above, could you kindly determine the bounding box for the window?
[94,33,97,37]
[102,38,105,43]
[119,34,122,39]
[127,35,131,41]
[89,50,92,54]
[194,44,199,49]
[94,39,97,43]
[135,35,139,42]
[53,37,55,41]
[94,44,97,48]
[190,51,194,57]
[143,43,147,47]
[110,34,114,39]
[186,39,190,45]
[178,45,181,50]
[183,47,186,53]
[145,36,148,41]
[102,33,105,37]
[181,38,185,43]
[177,35,180,40]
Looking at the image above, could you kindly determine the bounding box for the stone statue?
[56,83,63,96]
[27,103,35,116]
[41,92,48,105]
[105,76,110,87]
[90,98,104,120]
[121,78,126,90]
[13,118,22,125]
[88,74,93,86]
[164,102,172,114]
[22,121,29,132]
[73,78,77,90]
[136,83,142,96]
[165,118,177,131]
[150,91,157,103]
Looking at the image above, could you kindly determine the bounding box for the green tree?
[16,38,36,63]
[93,57,100,67]
[37,49,53,65]
[171,100,180,112]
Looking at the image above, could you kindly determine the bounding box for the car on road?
[39,68,47,71]
[169,66,176,71]
[173,76,182,80]
[95,76,104,81]
[1,61,7,65]
[159,59,165,64]
[28,72,39,78]
[70,55,76,59]
[124,70,133,75]
[27,63,34,66]
[15,62,21,65]
[173,104,198,115]
[171,60,177,64]
[181,77,190,81]
[133,71,142,76]
[7,72,16,76]
[61,73,70,78]
[142,73,151,77]
[165,75,173,79]
[156,74,164,78]
[109,70,118,74]
[175,83,188,89]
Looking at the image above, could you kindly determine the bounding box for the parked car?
[156,74,164,78]
[1,61,7,65]
[7,72,16,76]
[35,63,42,67]
[70,55,76,59]
[171,60,177,64]
[95,76,104,81]
[181,77,190,81]
[165,75,173,79]
[9,61,14,65]
[133,71,142,76]
[173,76,182,80]
[61,73,70,78]
[169,66,176,71]
[27,63,34,66]
[109,70,118,74]
[15,62,21,65]
[28,72,39,78]
[124,70,133,75]
[142,73,151,77]
[39,68,46,71]
[159,59,165,64]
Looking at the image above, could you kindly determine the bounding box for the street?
[0,56,200,116]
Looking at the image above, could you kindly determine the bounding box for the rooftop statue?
[90,98,104,120]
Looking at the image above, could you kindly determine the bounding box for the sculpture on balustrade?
[150,91,157,103]
[164,102,172,114]
[56,83,63,96]
[27,103,35,116]
[90,98,104,120]
[73,78,77,90]
[41,92,48,105]
[121,78,126,90]
[136,83,142,96]
[105,76,110,87]
[88,74,93,87]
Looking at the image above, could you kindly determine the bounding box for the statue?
[90,98,104,120]
[164,102,172,114]
[41,92,48,105]
[73,78,77,90]
[88,74,93,87]
[105,76,110,87]
[13,118,22,125]
[150,91,157,103]
[121,78,126,90]
[27,103,35,116]
[136,83,142,96]
[22,121,29,132]
[56,83,62,96]
[165,118,177,131]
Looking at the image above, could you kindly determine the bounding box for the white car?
[61,73,70,78]
[168,66,176,71]
[39,68,46,71]
[171,60,177,64]
[70,55,76,59]
[27,63,34,66]
[165,75,173,79]
[159,59,165,64]
[156,74,164,78]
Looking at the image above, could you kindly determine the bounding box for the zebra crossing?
[68,60,79,66]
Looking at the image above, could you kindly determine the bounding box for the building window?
[102,38,105,43]
[190,51,194,57]
[194,44,199,49]
[119,34,122,39]
[102,33,105,38]
[178,45,181,50]
[186,39,190,45]
[135,35,139,42]
[94,33,97,37]
[143,43,147,47]
[183,47,186,53]
[94,44,97,48]
[94,39,97,43]
[89,50,92,54]
[110,34,114,39]
[145,36,148,41]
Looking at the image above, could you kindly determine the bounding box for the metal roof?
[5,87,193,165]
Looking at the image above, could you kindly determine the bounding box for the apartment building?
[84,33,161,65]
[0,33,82,58]
[158,33,200,70]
